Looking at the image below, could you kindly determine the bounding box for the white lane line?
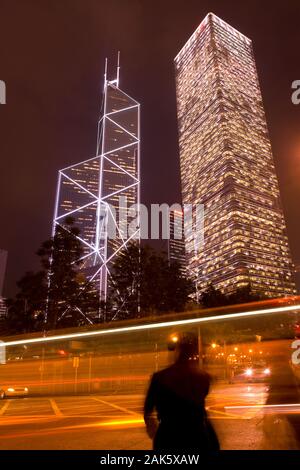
[91,396,140,416]
[0,401,11,416]
[49,399,63,417]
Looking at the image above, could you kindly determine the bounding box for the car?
[0,386,29,399]
[7,356,23,362]
[243,364,271,383]
[231,362,271,383]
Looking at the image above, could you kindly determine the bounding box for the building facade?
[0,298,6,319]
[53,70,140,319]
[0,249,7,318]
[175,13,296,297]
[0,249,7,297]
[167,209,186,273]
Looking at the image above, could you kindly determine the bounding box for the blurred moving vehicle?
[0,386,29,399]
[229,362,271,383]
[243,364,271,382]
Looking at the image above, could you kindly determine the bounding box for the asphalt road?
[0,383,299,450]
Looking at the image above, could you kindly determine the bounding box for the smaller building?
[0,297,7,319]
[0,249,7,297]
[0,250,8,320]
[168,210,186,273]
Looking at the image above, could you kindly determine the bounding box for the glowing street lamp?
[171,335,179,344]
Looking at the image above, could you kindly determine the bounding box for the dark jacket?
[144,360,220,451]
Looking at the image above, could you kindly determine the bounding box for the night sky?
[0,0,300,297]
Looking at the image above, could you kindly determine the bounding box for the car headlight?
[245,368,253,377]
[264,368,271,375]
[24,387,28,392]
[7,387,15,392]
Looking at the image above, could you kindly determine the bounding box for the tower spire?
[104,57,108,91]
[116,51,120,88]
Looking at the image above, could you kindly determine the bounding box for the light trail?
[225,404,300,411]
[97,418,144,427]
[0,418,145,441]
[0,375,148,388]
[2,303,300,347]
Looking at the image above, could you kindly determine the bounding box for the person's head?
[168,332,198,363]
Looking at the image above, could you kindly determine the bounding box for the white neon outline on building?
[52,61,141,319]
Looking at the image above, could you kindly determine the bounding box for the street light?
[171,335,179,344]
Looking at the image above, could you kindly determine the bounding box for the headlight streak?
[2,303,300,347]
[225,404,300,411]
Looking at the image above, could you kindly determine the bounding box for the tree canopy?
[4,217,99,333]
[108,243,194,320]
[200,283,266,309]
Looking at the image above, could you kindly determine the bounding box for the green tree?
[162,261,193,313]
[3,217,100,333]
[200,284,228,308]
[226,284,265,305]
[200,283,266,309]
[5,271,46,334]
[108,242,141,319]
[38,217,99,329]
[109,243,193,319]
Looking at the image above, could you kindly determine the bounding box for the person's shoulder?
[187,364,210,383]
[195,367,210,379]
[152,364,176,381]
[197,367,210,378]
[152,363,211,384]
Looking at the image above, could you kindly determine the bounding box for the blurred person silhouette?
[144,332,220,451]
[261,342,300,449]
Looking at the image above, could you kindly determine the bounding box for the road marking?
[49,399,63,417]
[0,401,10,416]
[91,396,140,416]
[0,417,146,441]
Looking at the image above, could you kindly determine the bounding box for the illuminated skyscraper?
[0,249,7,297]
[0,249,7,319]
[167,210,186,273]
[175,13,296,297]
[53,62,140,318]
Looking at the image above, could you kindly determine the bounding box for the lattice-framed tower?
[53,60,140,319]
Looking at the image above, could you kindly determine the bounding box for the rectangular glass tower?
[175,13,296,297]
[168,210,186,273]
